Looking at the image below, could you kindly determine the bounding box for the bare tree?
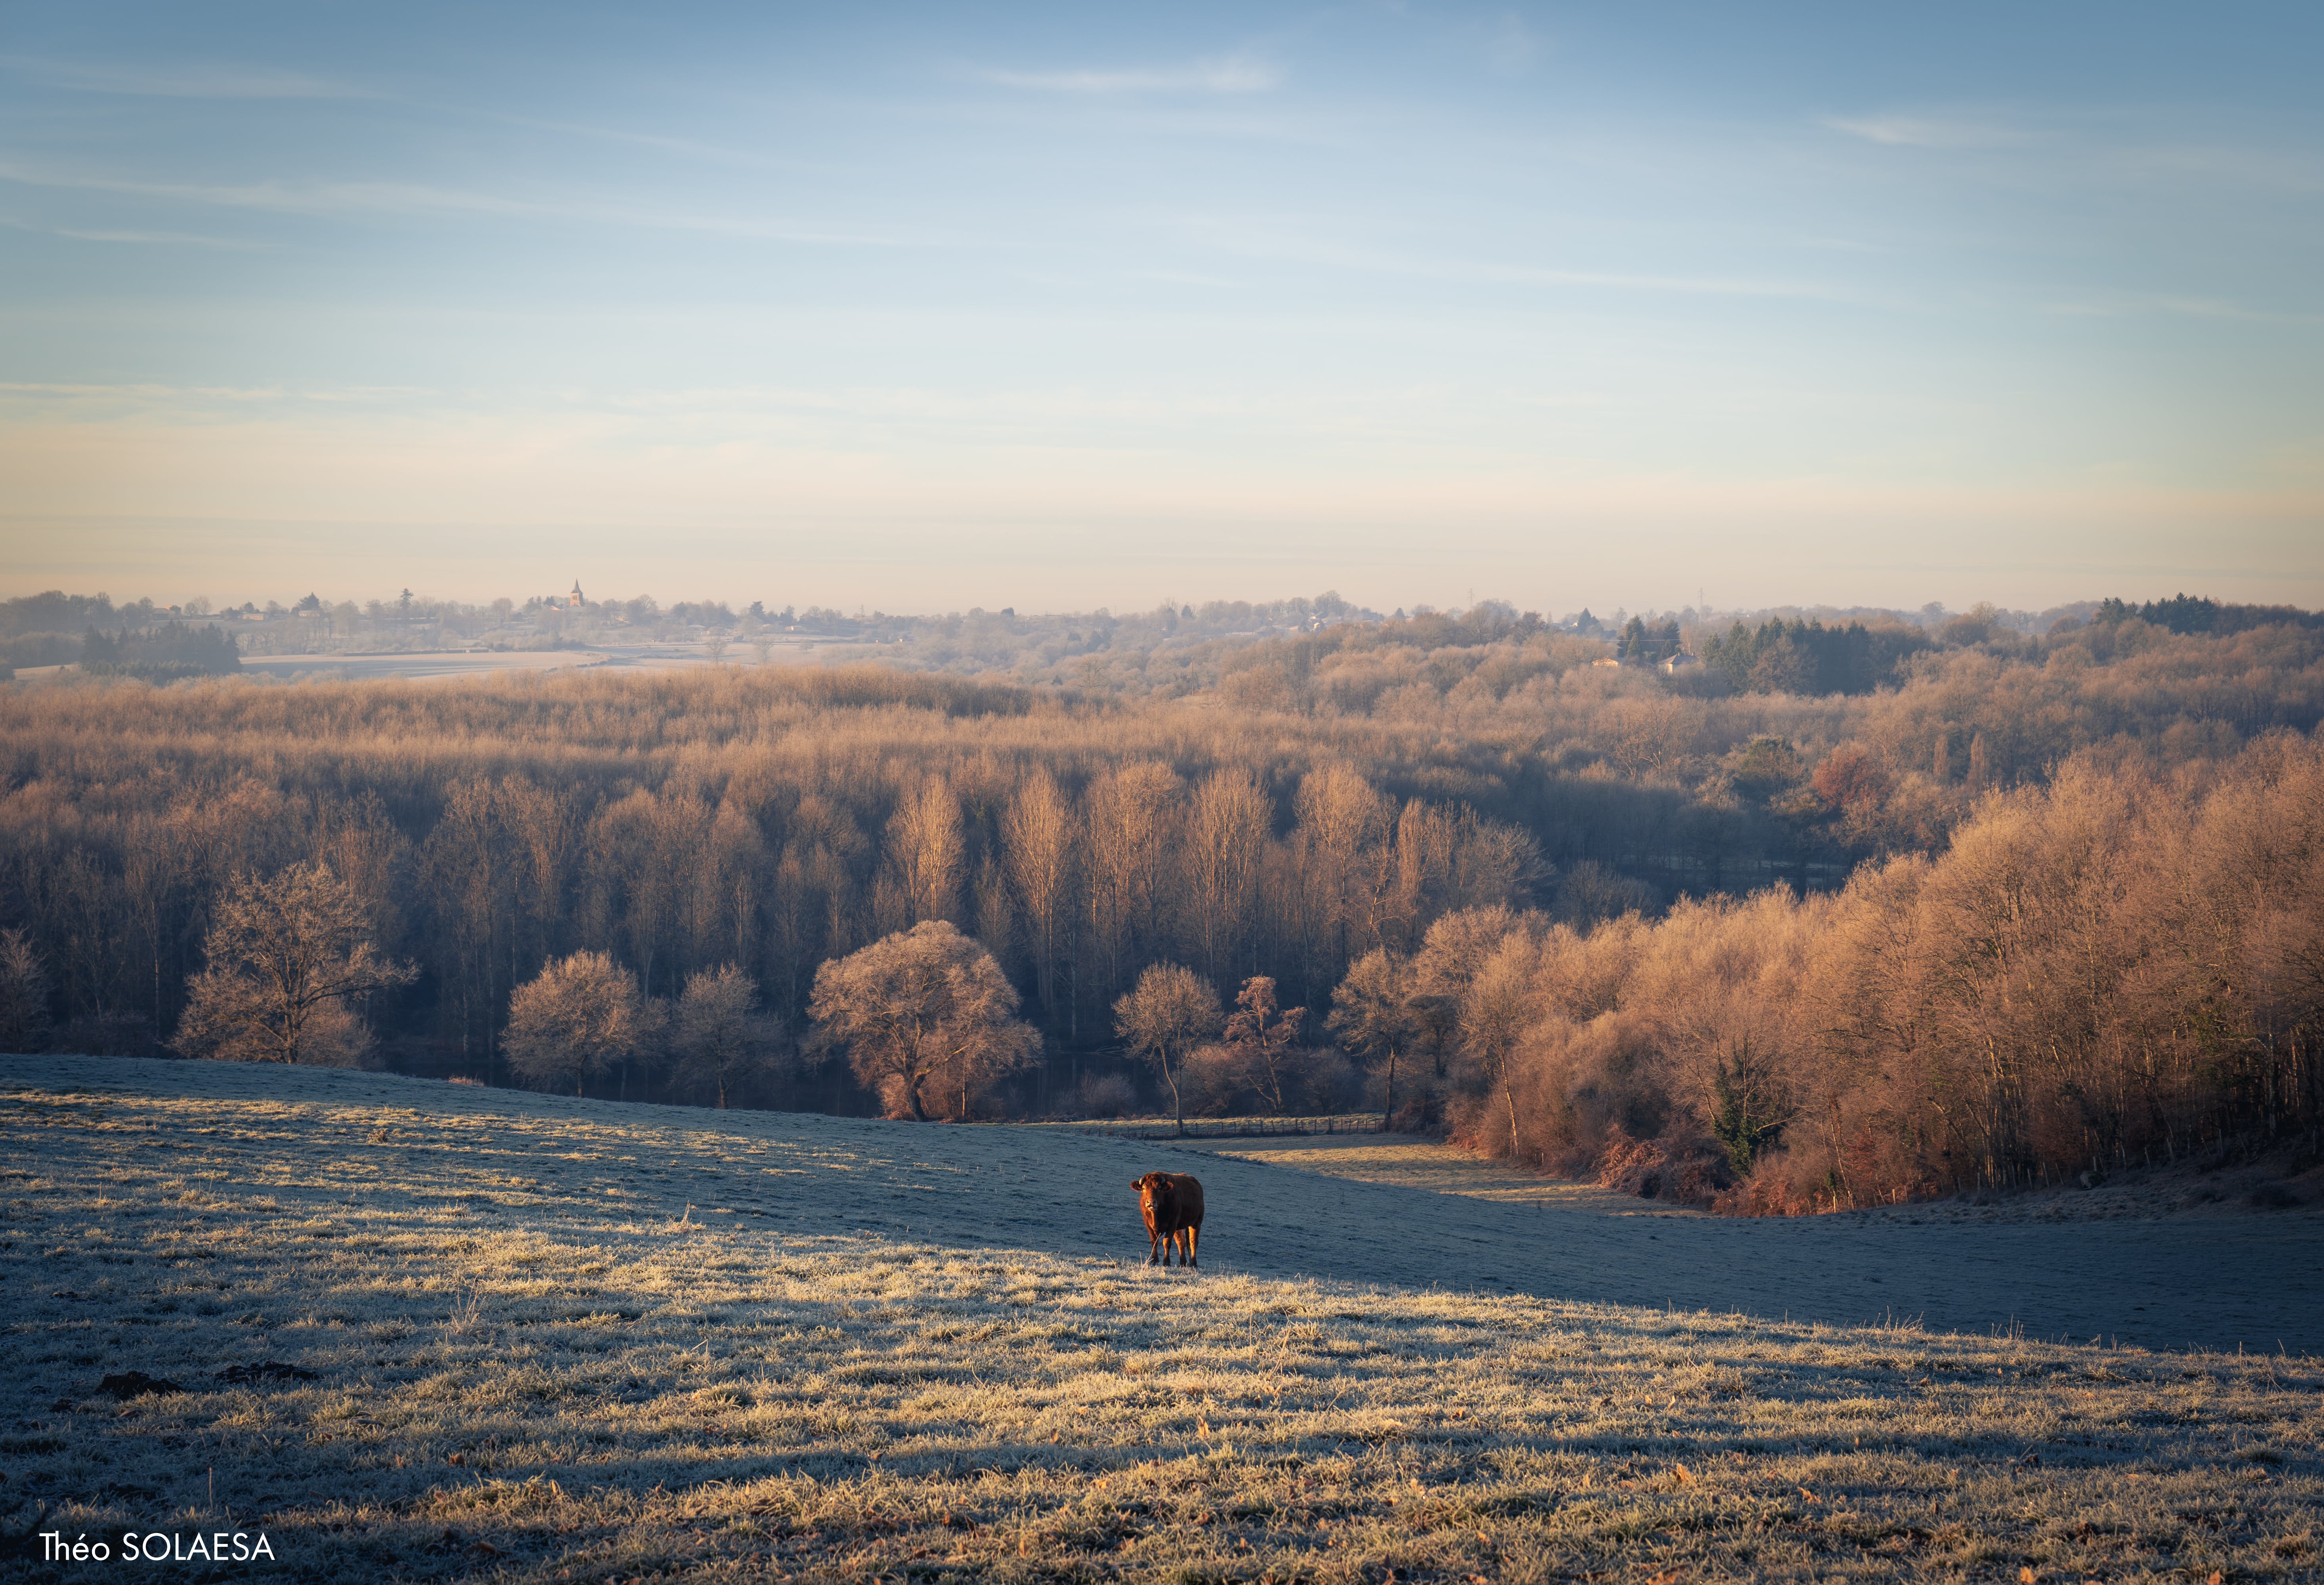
[0,928,53,1052]
[498,774,574,972]
[1555,859,1654,929]
[1002,769,1077,1032]
[1186,768,1270,983]
[422,779,511,1067]
[1327,948,1415,1129]
[504,950,660,1094]
[673,962,787,1108]
[1222,975,1307,1114]
[1460,934,1540,1148]
[172,863,416,1064]
[809,920,1037,1121]
[1293,766,1393,981]
[1112,961,1222,1134]
[884,775,964,928]
[1084,762,1180,1003]
[119,814,184,1039]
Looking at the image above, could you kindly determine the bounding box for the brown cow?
[1132,1171,1205,1269]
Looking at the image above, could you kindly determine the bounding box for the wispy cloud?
[1158,214,1856,305]
[2122,142,2324,194]
[0,53,373,100]
[2046,294,2324,327]
[978,53,1278,95]
[1823,114,2029,150]
[0,380,291,401]
[464,110,817,174]
[1826,111,2324,195]
[0,215,260,249]
[0,158,922,246]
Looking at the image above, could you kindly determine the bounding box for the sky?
[3,1,2320,616]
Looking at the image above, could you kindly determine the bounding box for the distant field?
[3,1058,2319,1583]
[231,638,888,683]
[1029,1115,1388,1141]
[232,651,609,683]
[1045,1119,1683,1214]
[1188,1131,1700,1216]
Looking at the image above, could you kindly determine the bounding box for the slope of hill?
[3,1057,2318,1582]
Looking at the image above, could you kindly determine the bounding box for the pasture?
[3,1056,2320,1583]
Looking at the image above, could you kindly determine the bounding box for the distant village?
[3,582,2144,692]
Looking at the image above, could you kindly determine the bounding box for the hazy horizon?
[0,581,2177,627]
[6,2,2320,611]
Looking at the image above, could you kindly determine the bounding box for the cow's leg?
[1183,1224,1199,1269]
[1148,1231,1162,1266]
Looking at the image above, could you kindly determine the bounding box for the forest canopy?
[1,591,2318,1211]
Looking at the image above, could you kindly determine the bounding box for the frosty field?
[4,1057,2321,1583]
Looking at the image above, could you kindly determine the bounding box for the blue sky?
[3,2,2319,613]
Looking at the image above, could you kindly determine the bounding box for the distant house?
[1592,657,1623,669]
[1661,652,1698,674]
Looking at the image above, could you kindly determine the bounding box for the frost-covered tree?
[673,963,787,1108]
[504,950,659,1095]
[810,921,1037,1121]
[1112,961,1222,1135]
[1326,948,1416,1130]
[1220,975,1308,1115]
[172,864,414,1065]
[0,928,53,1052]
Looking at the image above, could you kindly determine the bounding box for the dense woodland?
[2,596,2320,1211]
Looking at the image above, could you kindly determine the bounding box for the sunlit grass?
[4,1066,2318,1583]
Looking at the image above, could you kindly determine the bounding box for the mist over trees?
[2,590,2319,1207]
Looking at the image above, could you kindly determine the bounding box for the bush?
[1073,1073,1139,1118]
[52,1012,163,1060]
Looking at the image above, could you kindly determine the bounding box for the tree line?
[0,666,1555,1107]
[1390,731,2324,1207]
[0,603,2318,1205]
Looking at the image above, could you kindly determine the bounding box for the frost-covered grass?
[1029,1116,1387,1140]
[3,1062,2320,1583]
